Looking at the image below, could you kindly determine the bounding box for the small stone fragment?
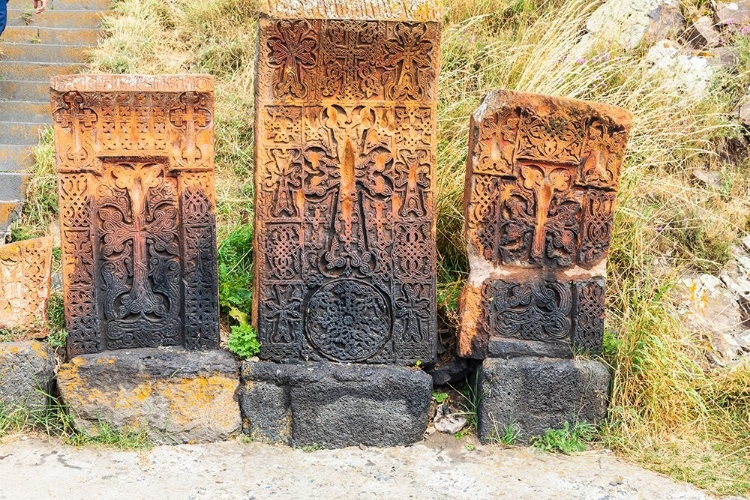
[433,403,467,434]
[57,348,241,444]
[686,16,722,49]
[692,169,724,189]
[0,340,55,413]
[0,237,52,338]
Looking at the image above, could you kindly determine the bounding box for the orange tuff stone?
[0,237,53,338]
[458,90,633,359]
[253,0,442,364]
[50,75,220,358]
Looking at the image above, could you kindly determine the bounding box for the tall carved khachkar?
[252,0,441,365]
[459,91,632,442]
[459,90,632,359]
[51,75,219,358]
[0,237,53,337]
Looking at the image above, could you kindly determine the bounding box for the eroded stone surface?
[57,347,241,444]
[50,75,220,357]
[0,340,55,412]
[477,357,611,442]
[0,237,52,337]
[252,1,442,364]
[240,360,432,448]
[458,91,632,359]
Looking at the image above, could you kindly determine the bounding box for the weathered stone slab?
[252,0,442,365]
[50,75,220,357]
[240,360,432,448]
[458,91,632,359]
[57,347,241,444]
[476,357,610,443]
[0,237,53,338]
[0,341,55,413]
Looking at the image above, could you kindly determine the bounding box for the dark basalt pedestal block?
[476,357,610,443]
[57,347,241,444]
[0,341,55,413]
[240,360,432,448]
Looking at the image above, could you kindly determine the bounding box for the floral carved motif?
[254,16,441,364]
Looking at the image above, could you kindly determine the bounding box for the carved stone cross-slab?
[458,91,632,359]
[0,237,53,337]
[51,75,219,357]
[253,0,442,364]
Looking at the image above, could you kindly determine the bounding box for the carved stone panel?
[51,75,219,358]
[0,237,53,337]
[253,1,441,364]
[459,91,632,359]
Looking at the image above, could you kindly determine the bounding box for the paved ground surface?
[0,433,716,500]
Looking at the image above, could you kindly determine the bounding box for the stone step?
[0,172,30,201]
[0,145,34,172]
[0,80,48,102]
[50,0,112,11]
[0,43,88,63]
[6,9,106,30]
[0,101,50,123]
[0,122,44,145]
[0,61,82,81]
[1,26,99,46]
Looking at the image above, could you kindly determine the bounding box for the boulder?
[645,40,714,99]
[476,357,611,443]
[674,272,750,364]
[0,341,55,413]
[686,16,722,49]
[57,348,241,444]
[715,1,750,27]
[583,0,684,51]
[240,361,432,448]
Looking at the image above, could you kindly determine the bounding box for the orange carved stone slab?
[51,74,219,358]
[458,91,633,359]
[253,0,442,364]
[0,237,53,338]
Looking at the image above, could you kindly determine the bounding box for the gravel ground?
[0,433,717,500]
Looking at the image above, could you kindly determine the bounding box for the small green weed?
[46,292,67,348]
[492,421,522,446]
[226,309,260,358]
[66,421,152,450]
[532,421,596,454]
[1,395,151,450]
[432,392,449,404]
[453,376,485,438]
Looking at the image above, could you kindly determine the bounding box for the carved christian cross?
[253,0,442,364]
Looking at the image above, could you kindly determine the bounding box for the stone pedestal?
[240,361,432,448]
[0,340,55,413]
[57,347,240,444]
[476,357,610,443]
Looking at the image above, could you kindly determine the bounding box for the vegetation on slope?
[9,0,748,494]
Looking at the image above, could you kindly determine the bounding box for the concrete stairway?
[0,0,109,241]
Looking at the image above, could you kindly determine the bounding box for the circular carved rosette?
[305,279,392,362]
